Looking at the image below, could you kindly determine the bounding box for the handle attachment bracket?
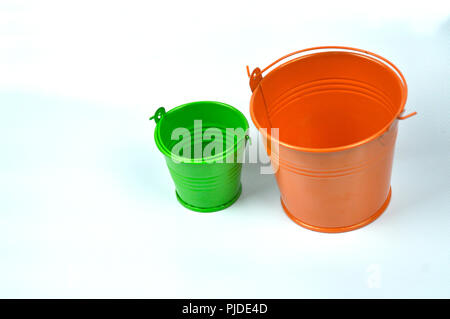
[149,107,166,124]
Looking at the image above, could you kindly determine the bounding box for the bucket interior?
[251,52,405,149]
[156,101,248,160]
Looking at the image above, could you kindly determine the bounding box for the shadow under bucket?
[248,46,416,232]
[151,101,249,212]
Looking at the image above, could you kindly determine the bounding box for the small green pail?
[150,101,249,212]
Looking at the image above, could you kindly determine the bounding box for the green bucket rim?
[153,101,249,164]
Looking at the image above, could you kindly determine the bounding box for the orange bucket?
[247,46,417,233]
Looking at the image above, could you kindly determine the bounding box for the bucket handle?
[397,111,417,120]
[246,46,408,94]
[149,107,166,124]
[247,46,416,120]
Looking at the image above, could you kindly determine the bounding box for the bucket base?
[281,187,392,233]
[176,184,242,213]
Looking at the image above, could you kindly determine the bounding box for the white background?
[0,0,449,298]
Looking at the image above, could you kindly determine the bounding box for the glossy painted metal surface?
[248,46,415,232]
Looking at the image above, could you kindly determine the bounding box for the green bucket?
[150,101,249,212]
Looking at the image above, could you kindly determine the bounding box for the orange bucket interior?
[250,48,407,151]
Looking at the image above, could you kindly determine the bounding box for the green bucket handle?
[149,107,166,124]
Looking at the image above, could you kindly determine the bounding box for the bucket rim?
[249,46,408,153]
[154,100,249,163]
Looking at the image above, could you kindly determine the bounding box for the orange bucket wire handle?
[397,111,417,120]
[246,46,417,120]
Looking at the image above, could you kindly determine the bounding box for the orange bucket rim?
[248,46,413,153]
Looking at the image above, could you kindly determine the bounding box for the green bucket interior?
[155,101,249,163]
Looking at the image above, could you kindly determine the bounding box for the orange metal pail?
[247,46,417,233]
